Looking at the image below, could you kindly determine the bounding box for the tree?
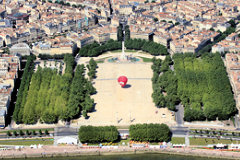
[19,130,24,136]
[13,55,36,123]
[129,123,172,142]
[79,39,168,57]
[87,58,97,80]
[41,110,57,124]
[45,130,49,135]
[13,131,18,136]
[26,130,31,136]
[82,95,94,112]
[175,22,180,26]
[79,126,119,143]
[117,25,123,41]
[82,110,88,119]
[174,53,236,121]
[7,131,11,136]
[228,19,236,28]
[153,18,158,22]
[125,25,130,41]
[39,129,42,135]
[210,28,215,31]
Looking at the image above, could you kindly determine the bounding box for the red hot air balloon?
[118,76,128,87]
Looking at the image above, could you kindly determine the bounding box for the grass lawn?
[171,137,185,144]
[96,56,112,63]
[190,138,240,145]
[138,56,152,62]
[87,143,99,146]
[116,126,129,129]
[111,50,138,53]
[119,139,130,146]
[96,60,104,63]
[0,138,54,146]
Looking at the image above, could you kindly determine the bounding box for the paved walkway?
[76,51,166,65]
[185,132,190,146]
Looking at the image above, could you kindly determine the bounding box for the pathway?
[185,131,190,146]
[76,51,166,65]
[175,104,184,126]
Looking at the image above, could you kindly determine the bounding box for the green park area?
[78,39,167,57]
[138,57,152,62]
[0,138,53,146]
[171,137,185,144]
[190,138,240,145]
[174,53,236,121]
[79,124,172,145]
[13,55,97,124]
[151,53,237,121]
[111,49,137,53]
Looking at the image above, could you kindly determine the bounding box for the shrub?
[26,130,31,135]
[39,129,42,135]
[45,130,49,135]
[79,126,119,143]
[19,130,24,136]
[129,123,172,142]
[13,131,18,136]
[6,131,11,136]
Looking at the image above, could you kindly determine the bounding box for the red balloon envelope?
[118,76,128,87]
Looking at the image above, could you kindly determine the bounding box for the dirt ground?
[73,61,176,126]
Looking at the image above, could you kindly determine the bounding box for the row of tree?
[87,58,98,80]
[13,55,36,124]
[151,56,179,111]
[79,40,122,57]
[67,63,96,120]
[129,123,172,142]
[78,126,119,143]
[125,39,168,55]
[19,55,75,124]
[173,53,237,121]
[7,129,49,137]
[117,24,130,41]
[38,54,65,60]
[79,38,168,57]
[18,55,97,124]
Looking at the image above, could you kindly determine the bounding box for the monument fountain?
[107,23,140,63]
[120,31,127,61]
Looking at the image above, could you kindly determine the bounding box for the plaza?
[75,57,176,126]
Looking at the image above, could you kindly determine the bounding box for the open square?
[76,62,176,126]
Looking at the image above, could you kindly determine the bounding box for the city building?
[10,43,31,56]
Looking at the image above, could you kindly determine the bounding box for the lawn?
[171,137,185,144]
[190,138,240,145]
[138,57,152,62]
[95,56,112,63]
[0,138,54,146]
[96,60,105,63]
[119,139,130,146]
[111,49,138,53]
